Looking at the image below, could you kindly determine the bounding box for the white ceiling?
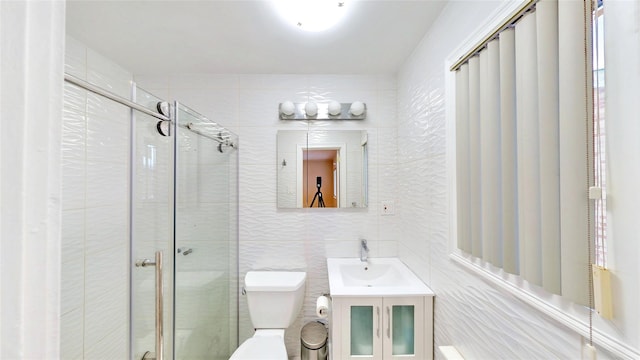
[65,0,448,75]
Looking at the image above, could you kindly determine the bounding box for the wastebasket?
[301,321,328,360]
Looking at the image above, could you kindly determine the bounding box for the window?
[452,0,595,306]
[592,0,606,268]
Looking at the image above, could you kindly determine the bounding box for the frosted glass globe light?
[305,102,318,117]
[328,101,342,116]
[280,101,295,116]
[350,101,365,116]
[272,0,348,32]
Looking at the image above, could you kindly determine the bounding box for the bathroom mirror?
[277,130,368,208]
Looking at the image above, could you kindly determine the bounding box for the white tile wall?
[63,38,179,359]
[61,37,132,359]
[136,73,399,357]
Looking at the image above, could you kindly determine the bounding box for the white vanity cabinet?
[330,295,433,360]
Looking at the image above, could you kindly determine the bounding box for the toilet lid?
[229,335,287,360]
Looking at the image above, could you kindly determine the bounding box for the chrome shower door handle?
[136,251,164,360]
[154,251,164,360]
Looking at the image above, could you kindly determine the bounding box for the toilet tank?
[244,271,306,329]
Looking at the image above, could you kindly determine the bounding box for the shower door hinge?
[156,101,172,137]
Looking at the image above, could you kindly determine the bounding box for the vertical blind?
[454,0,593,306]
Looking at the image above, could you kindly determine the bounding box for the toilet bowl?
[229,271,306,360]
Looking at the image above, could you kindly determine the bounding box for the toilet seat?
[229,330,287,360]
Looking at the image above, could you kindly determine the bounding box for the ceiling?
[65,0,448,75]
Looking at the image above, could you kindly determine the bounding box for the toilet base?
[229,329,287,360]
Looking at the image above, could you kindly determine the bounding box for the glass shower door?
[173,103,239,359]
[131,87,174,360]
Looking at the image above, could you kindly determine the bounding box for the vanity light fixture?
[278,101,366,120]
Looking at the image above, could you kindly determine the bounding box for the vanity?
[327,258,434,360]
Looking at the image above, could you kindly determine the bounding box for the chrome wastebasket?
[301,321,328,360]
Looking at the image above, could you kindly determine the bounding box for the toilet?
[230,271,307,360]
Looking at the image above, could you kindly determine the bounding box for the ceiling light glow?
[272,0,348,32]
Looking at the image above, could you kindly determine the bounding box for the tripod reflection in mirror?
[304,151,337,208]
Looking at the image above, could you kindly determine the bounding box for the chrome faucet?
[360,239,369,262]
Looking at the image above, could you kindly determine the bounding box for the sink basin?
[327,258,433,297]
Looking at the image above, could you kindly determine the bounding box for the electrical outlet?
[381,201,395,215]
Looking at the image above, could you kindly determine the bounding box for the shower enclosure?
[61,74,238,360]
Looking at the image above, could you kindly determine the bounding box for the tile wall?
[61,36,132,359]
[62,37,177,360]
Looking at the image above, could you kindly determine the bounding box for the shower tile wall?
[63,37,177,359]
[135,73,399,356]
[61,36,132,359]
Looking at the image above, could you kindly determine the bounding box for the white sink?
[327,258,433,297]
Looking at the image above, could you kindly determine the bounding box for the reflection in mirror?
[277,130,368,208]
[304,149,337,208]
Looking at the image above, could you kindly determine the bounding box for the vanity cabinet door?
[331,296,433,360]
[382,297,425,359]
[340,297,384,360]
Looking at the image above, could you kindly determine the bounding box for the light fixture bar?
[279,102,366,120]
